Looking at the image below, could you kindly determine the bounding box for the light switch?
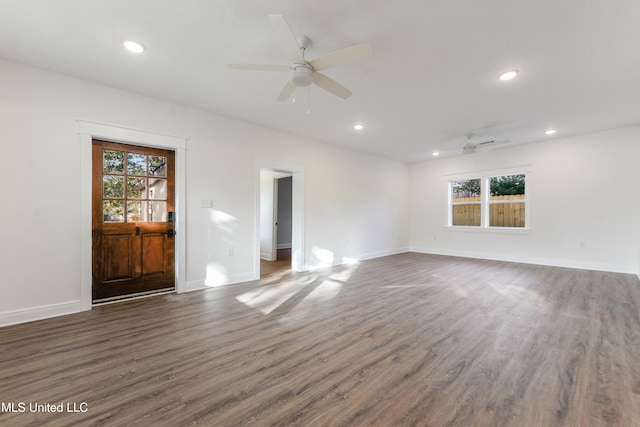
[201,199,213,208]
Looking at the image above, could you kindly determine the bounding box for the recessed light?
[123,40,145,54]
[545,129,557,135]
[498,69,519,81]
[432,151,440,156]
[353,123,365,131]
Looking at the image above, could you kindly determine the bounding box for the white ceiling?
[1,0,639,163]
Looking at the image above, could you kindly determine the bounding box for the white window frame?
[445,166,531,233]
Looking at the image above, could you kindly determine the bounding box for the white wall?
[410,125,640,274]
[0,59,410,325]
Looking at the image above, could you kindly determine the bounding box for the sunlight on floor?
[236,276,317,314]
[236,259,360,316]
[486,280,546,310]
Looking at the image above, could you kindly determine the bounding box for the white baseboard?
[260,253,275,261]
[0,300,84,327]
[353,247,410,262]
[305,247,410,270]
[410,246,638,275]
[276,243,292,249]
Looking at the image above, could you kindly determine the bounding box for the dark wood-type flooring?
[2,253,640,426]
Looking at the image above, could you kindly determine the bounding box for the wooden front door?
[92,140,176,302]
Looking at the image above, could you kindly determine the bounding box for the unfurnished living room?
[1,1,640,426]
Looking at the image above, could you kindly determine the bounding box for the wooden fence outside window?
[452,194,525,227]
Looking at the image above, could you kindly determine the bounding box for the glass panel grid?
[102,148,169,224]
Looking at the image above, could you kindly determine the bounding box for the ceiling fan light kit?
[228,14,373,102]
[291,65,314,87]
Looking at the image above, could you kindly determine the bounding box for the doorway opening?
[260,173,292,278]
[256,160,305,280]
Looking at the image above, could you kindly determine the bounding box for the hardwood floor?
[260,248,292,278]
[2,253,640,426]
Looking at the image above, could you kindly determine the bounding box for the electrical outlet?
[580,241,587,248]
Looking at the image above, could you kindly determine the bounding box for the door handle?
[164,229,175,238]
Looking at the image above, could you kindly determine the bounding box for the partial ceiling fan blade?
[474,140,511,153]
[310,43,373,71]
[228,64,290,72]
[268,14,305,64]
[277,81,296,102]
[312,72,352,100]
[477,138,510,146]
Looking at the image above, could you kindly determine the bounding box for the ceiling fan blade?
[310,43,373,71]
[277,81,296,102]
[312,72,352,99]
[228,64,290,72]
[268,14,305,64]
[477,138,510,146]
[475,139,511,152]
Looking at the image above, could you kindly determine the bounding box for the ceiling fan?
[441,134,511,155]
[228,14,373,101]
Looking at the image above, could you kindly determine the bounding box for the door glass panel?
[103,150,124,173]
[149,179,167,200]
[127,153,147,176]
[101,147,171,224]
[127,177,147,199]
[149,201,167,222]
[103,200,125,222]
[103,175,125,198]
[127,201,147,222]
[149,156,167,177]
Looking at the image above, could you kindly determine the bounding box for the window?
[489,174,525,227]
[448,171,527,229]
[451,179,481,226]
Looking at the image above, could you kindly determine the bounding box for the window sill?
[444,226,531,235]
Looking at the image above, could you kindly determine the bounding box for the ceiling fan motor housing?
[291,64,314,87]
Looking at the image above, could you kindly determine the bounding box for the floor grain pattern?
[2,253,640,426]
